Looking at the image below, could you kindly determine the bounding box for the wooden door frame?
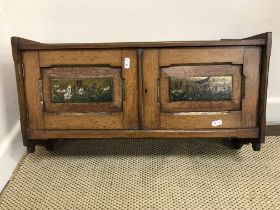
[141,47,262,130]
[22,49,139,130]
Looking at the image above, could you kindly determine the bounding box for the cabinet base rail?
[25,128,261,153]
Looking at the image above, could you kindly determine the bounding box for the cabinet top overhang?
[11,35,269,50]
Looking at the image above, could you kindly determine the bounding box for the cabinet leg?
[27,144,35,153]
[252,143,261,151]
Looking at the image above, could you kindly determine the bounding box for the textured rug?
[0,137,280,209]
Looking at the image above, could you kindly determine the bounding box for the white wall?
[0,0,279,191]
[0,4,26,191]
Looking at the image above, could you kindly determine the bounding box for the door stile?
[141,49,160,129]
[121,49,139,129]
[137,49,144,129]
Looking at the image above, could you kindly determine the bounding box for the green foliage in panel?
[51,78,113,103]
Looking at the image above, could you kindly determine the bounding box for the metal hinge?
[23,102,29,120]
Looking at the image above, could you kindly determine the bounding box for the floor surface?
[0,137,279,209]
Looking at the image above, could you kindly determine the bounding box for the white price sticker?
[212,120,223,127]
[124,57,130,69]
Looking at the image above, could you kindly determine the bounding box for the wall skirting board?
[266,98,280,136]
[266,124,280,136]
[1,115,280,193]
[0,121,25,192]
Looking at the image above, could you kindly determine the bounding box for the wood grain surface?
[142,49,160,129]
[11,34,271,152]
[22,51,44,129]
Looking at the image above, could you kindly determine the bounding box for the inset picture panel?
[160,65,242,112]
[42,67,122,113]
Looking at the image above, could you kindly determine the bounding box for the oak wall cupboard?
[11,33,272,152]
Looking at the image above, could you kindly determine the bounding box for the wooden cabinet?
[11,33,272,152]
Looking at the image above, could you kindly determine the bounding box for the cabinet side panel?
[142,50,160,129]
[241,47,261,127]
[23,51,44,129]
[11,37,28,145]
[255,33,272,143]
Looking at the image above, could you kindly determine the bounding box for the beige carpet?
[0,137,280,209]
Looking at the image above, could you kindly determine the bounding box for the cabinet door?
[23,49,138,129]
[141,47,261,129]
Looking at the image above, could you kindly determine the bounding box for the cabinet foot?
[27,145,35,153]
[252,143,261,151]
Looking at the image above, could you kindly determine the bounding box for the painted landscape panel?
[169,76,232,101]
[51,78,114,103]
